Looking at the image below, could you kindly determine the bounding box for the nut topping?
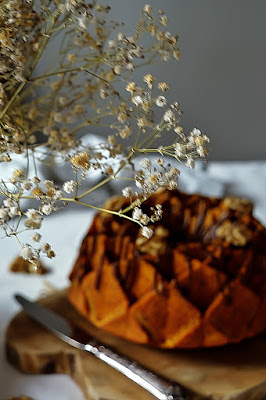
[215,221,251,246]
[222,197,253,213]
[136,225,169,256]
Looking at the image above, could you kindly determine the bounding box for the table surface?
[0,161,265,400]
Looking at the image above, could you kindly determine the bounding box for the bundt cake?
[68,189,266,348]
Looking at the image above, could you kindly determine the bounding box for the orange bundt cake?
[68,189,266,348]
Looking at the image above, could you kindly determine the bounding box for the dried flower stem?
[77,154,133,200]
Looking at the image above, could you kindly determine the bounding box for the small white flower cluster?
[71,151,91,170]
[24,208,42,229]
[121,186,133,198]
[29,179,63,217]
[63,180,77,194]
[119,157,179,239]
[121,75,185,143]
[131,203,163,239]
[20,241,55,261]
[172,128,210,168]
[163,102,184,135]
[0,186,56,262]
[134,158,180,198]
[132,204,162,224]
[107,33,144,74]
[69,142,123,179]
[142,5,180,62]
[141,226,154,239]
[104,6,180,75]
[62,0,105,31]
[0,174,68,260]
[0,198,19,222]
[187,128,210,158]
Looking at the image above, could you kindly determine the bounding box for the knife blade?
[15,294,190,400]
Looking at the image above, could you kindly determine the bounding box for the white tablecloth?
[0,161,265,399]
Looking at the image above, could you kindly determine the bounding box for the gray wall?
[107,0,266,161]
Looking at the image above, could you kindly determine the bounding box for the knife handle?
[84,342,187,400]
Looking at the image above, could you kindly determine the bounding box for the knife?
[15,294,190,400]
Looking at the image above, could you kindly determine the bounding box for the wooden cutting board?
[5,289,266,400]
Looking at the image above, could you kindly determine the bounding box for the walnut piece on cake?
[215,221,252,247]
[136,225,169,256]
[222,196,253,213]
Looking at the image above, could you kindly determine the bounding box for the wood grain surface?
[5,289,266,400]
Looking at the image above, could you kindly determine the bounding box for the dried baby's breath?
[0,0,209,260]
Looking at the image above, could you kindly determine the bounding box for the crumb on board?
[9,256,50,275]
